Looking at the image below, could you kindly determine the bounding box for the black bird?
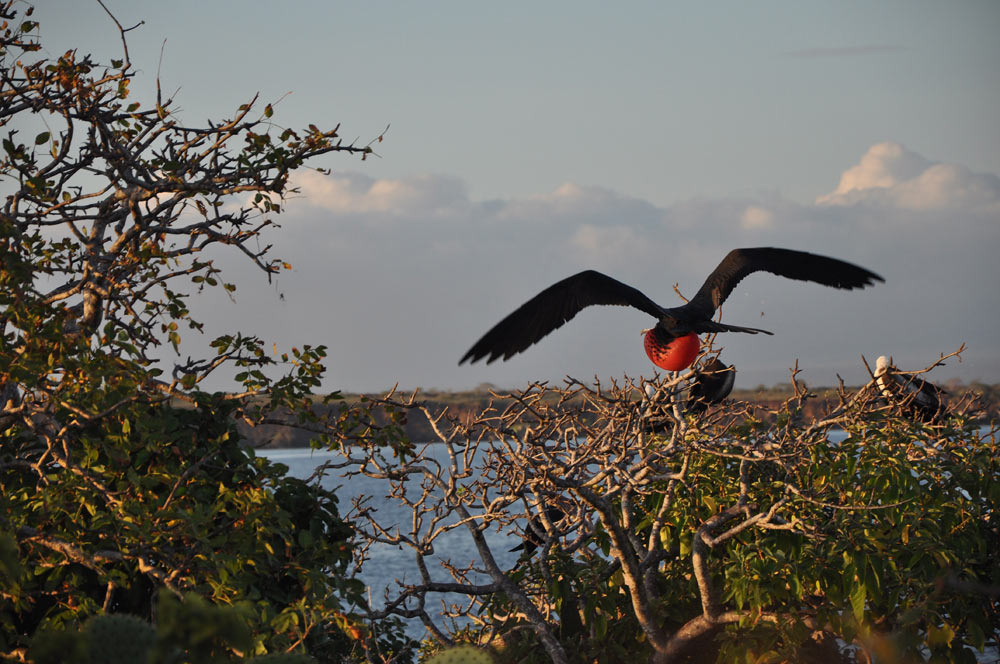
[641,358,736,432]
[687,358,736,414]
[875,356,947,423]
[460,247,883,371]
[510,505,565,556]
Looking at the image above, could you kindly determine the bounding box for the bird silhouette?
[686,358,736,414]
[510,505,566,556]
[460,247,883,371]
[641,358,736,432]
[874,356,947,423]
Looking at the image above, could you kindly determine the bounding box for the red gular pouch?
[643,330,700,371]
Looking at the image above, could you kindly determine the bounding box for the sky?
[26,1,1000,391]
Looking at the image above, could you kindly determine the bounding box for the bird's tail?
[695,320,774,335]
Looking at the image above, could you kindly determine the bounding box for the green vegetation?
[0,3,398,661]
[423,645,496,664]
[29,592,324,663]
[343,363,998,663]
[2,3,996,664]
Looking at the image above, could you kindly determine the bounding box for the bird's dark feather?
[685,247,884,318]
[877,361,947,423]
[687,358,736,414]
[459,270,664,365]
[460,247,883,365]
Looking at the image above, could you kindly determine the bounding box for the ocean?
[259,445,522,640]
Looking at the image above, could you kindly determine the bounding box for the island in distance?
[240,379,997,448]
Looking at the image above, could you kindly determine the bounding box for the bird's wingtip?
[864,269,886,286]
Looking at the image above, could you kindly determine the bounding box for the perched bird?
[641,358,736,432]
[460,247,883,371]
[510,505,565,556]
[687,358,736,414]
[874,356,947,423]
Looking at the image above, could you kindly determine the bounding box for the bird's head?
[643,329,700,371]
[875,355,891,375]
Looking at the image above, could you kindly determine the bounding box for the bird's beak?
[640,327,652,336]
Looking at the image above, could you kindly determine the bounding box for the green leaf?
[593,612,607,640]
[849,583,865,623]
[968,619,986,652]
[34,132,50,145]
[925,622,955,650]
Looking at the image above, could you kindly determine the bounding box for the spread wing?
[460,270,664,365]
[684,247,884,318]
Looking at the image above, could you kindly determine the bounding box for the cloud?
[186,142,1000,393]
[821,142,930,195]
[496,182,663,227]
[569,224,657,268]
[817,141,1000,211]
[740,205,774,230]
[293,170,470,215]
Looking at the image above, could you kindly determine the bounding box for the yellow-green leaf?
[849,583,865,623]
[926,622,955,649]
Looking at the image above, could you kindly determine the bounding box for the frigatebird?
[874,356,947,423]
[510,505,566,556]
[687,358,736,414]
[460,247,883,371]
[640,358,736,432]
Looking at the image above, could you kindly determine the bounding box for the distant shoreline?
[242,382,999,449]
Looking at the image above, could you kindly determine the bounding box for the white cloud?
[292,170,469,215]
[821,142,929,196]
[817,141,1000,211]
[496,182,662,226]
[740,205,774,230]
[569,224,656,268]
[891,163,1000,210]
[187,142,1000,393]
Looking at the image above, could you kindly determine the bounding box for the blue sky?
[28,2,1000,390]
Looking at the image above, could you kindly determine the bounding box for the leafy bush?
[343,353,997,663]
[0,2,393,660]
